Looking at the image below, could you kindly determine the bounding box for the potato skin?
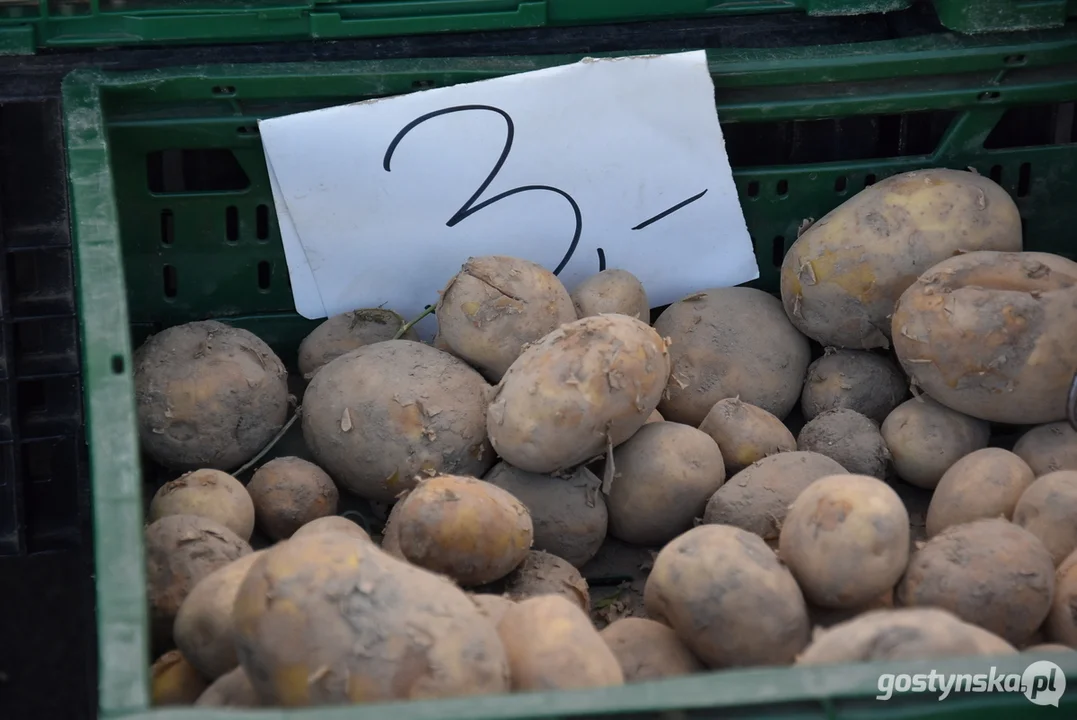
[487,314,670,474]
[152,650,209,707]
[703,451,846,545]
[570,269,649,321]
[897,518,1055,646]
[500,550,589,611]
[881,396,990,489]
[892,251,1077,425]
[297,309,415,378]
[779,474,909,609]
[1014,422,1077,476]
[796,409,889,479]
[644,524,810,668]
[247,457,338,541]
[600,617,703,682]
[195,667,260,708]
[497,595,624,691]
[698,398,795,474]
[436,255,577,382]
[302,340,494,502]
[469,594,515,627]
[607,422,726,546]
[1012,471,1077,566]
[482,462,607,567]
[781,168,1022,350]
[232,533,510,706]
[801,350,908,424]
[290,515,371,543]
[796,608,1016,665]
[655,287,810,424]
[392,475,533,586]
[174,551,265,680]
[1045,549,1077,648]
[926,448,1035,537]
[149,469,255,541]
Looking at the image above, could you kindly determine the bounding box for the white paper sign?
[260,50,759,333]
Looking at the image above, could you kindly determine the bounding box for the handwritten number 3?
[383,105,582,276]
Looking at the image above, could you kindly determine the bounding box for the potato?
[134,320,290,471]
[796,608,1016,665]
[654,287,810,424]
[599,617,703,682]
[1014,422,1077,476]
[807,588,894,630]
[897,518,1054,646]
[702,451,847,545]
[233,533,510,706]
[926,448,1035,537]
[801,349,908,424]
[174,551,265,680]
[698,398,795,474]
[435,255,577,382]
[290,515,371,543]
[781,168,1022,350]
[1013,470,1077,565]
[152,650,209,706]
[892,251,1077,425]
[146,514,252,648]
[644,524,810,668]
[500,550,589,612]
[247,457,338,541]
[1045,550,1077,647]
[487,314,670,474]
[796,409,888,479]
[497,595,624,690]
[779,474,909,609]
[606,422,725,545]
[379,499,405,560]
[483,461,606,567]
[148,469,255,541]
[570,269,649,321]
[391,474,533,586]
[302,340,493,502]
[195,667,260,708]
[1025,643,1077,654]
[469,594,515,626]
[880,396,990,489]
[297,308,415,378]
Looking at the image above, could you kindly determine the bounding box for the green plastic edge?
[64,36,1077,720]
[932,0,1077,34]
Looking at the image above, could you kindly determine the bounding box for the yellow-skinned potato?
[1014,422,1077,476]
[195,667,260,708]
[1012,471,1077,566]
[152,650,209,707]
[1044,549,1077,648]
[881,396,989,489]
[247,457,338,541]
[297,308,415,378]
[500,550,589,612]
[925,448,1035,537]
[497,595,624,691]
[391,475,533,586]
[290,515,371,544]
[801,349,908,424]
[148,469,255,541]
[570,269,650,321]
[892,251,1077,425]
[233,533,510,706]
[698,398,795,474]
[600,617,704,682]
[781,168,1022,349]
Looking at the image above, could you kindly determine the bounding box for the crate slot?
[990,164,1003,183]
[16,375,80,439]
[13,316,79,376]
[225,205,239,243]
[256,204,270,241]
[159,209,174,246]
[146,149,250,194]
[771,236,785,268]
[6,249,75,318]
[1018,161,1032,197]
[22,436,81,546]
[984,102,1077,149]
[257,260,272,291]
[162,264,178,299]
[834,175,847,193]
[776,179,789,196]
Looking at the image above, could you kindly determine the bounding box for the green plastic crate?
[933,0,1077,34]
[0,0,911,55]
[66,29,1077,720]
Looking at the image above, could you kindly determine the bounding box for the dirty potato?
[698,398,796,474]
[926,448,1035,537]
[600,617,703,683]
[881,396,990,489]
[151,650,209,707]
[570,269,650,321]
[247,457,338,541]
[1014,422,1077,476]
[498,550,590,611]
[148,469,255,541]
[1013,471,1077,566]
[801,349,908,424]
[297,309,415,378]
[796,409,889,479]
[290,515,371,543]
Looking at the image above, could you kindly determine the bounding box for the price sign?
[260,50,759,334]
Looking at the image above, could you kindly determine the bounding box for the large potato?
[1014,422,1077,476]
[134,320,289,471]
[703,451,847,545]
[892,250,1077,425]
[1045,549,1077,647]
[148,469,255,541]
[881,396,990,489]
[151,650,208,707]
[487,314,670,474]
[570,269,649,321]
[779,474,909,609]
[297,308,415,378]
[644,524,810,668]
[435,255,577,382]
[391,475,533,586]
[926,448,1035,537]
[698,398,795,474]
[247,457,338,541]
[801,349,908,423]
[232,533,510,706]
[1013,471,1077,566]
[483,461,606,567]
[897,518,1055,646]
[654,287,810,424]
[796,409,889,479]
[781,168,1022,349]
[500,550,589,612]
[497,595,624,691]
[796,608,1015,665]
[302,340,493,502]
[600,617,703,682]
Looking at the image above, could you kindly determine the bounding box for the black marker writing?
[632,189,708,231]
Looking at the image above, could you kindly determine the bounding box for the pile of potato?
[136,168,1077,709]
